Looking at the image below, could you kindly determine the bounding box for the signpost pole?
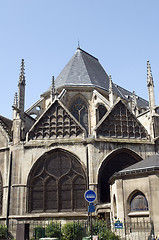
[90,212,92,240]
[84,190,96,240]
[87,210,90,237]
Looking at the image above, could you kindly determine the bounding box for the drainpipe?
[6,151,12,235]
[86,146,89,188]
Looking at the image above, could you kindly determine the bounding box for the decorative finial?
[77,40,80,49]
[52,76,55,92]
[51,76,57,102]
[18,59,26,114]
[132,91,137,113]
[109,75,114,106]
[13,92,18,108]
[147,60,153,87]
[19,59,25,85]
[109,75,113,92]
[147,60,155,112]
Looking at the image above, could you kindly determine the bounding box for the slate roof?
[115,85,149,109]
[46,47,149,109]
[48,48,122,97]
[114,155,159,177]
[0,115,12,138]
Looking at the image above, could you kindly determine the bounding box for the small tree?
[62,222,84,240]
[45,221,61,238]
[100,229,120,240]
[91,220,119,240]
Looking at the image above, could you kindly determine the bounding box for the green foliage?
[91,220,106,236]
[32,220,119,240]
[91,220,120,240]
[62,222,84,240]
[0,224,7,238]
[100,229,120,240]
[45,221,61,238]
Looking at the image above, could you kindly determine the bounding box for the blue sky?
[1,0,159,119]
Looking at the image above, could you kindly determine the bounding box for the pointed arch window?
[70,97,88,132]
[28,149,87,213]
[130,192,148,212]
[96,104,107,123]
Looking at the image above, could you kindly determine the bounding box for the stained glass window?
[28,149,87,212]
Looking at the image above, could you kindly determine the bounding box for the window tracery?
[28,101,84,140]
[97,101,148,139]
[28,149,87,212]
[70,97,88,133]
[96,104,107,123]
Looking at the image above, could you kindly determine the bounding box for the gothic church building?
[1,47,159,234]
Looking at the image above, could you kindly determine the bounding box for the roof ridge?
[77,48,98,61]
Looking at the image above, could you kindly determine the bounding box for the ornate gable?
[28,100,86,140]
[96,100,148,139]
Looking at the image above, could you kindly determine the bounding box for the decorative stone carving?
[96,100,148,139]
[28,100,85,140]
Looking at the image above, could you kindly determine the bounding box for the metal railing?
[0,218,154,240]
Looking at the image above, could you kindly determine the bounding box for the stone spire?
[12,60,26,144]
[147,61,155,112]
[19,59,25,84]
[109,75,114,106]
[147,61,156,138]
[18,59,26,115]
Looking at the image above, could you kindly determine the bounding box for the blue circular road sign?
[84,190,96,202]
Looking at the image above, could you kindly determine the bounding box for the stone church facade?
[1,47,159,234]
